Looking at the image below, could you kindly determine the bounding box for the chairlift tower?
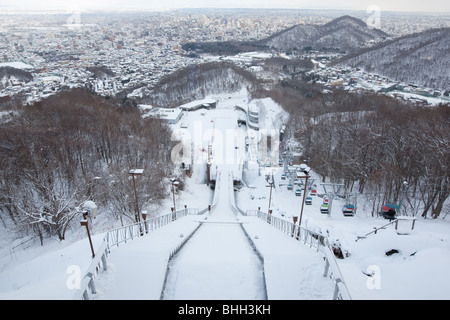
[320,183,344,216]
[399,181,410,216]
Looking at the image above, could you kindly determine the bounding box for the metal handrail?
[355,219,398,241]
[254,211,325,250]
[72,240,109,300]
[73,209,199,300]
[253,210,351,300]
[323,245,352,300]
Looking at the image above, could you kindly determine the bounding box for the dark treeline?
[182,41,267,56]
[0,66,33,89]
[0,89,175,245]
[266,82,449,218]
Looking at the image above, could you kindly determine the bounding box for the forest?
[334,28,450,90]
[181,40,267,56]
[143,60,449,219]
[269,83,449,219]
[0,60,448,248]
[0,89,175,245]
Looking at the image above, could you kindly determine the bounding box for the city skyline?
[1,0,449,13]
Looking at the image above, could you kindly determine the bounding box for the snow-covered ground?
[236,158,450,300]
[0,61,34,70]
[1,88,450,300]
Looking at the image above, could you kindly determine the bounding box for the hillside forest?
[0,61,449,247]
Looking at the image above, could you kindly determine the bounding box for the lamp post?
[266,175,274,214]
[297,165,311,229]
[80,212,95,258]
[170,178,180,214]
[142,210,148,234]
[129,169,144,223]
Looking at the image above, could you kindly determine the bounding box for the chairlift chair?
[381,203,400,220]
[342,204,355,217]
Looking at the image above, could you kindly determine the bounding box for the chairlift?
[342,204,355,217]
[381,203,400,220]
[320,204,329,214]
[295,189,302,196]
[305,197,312,205]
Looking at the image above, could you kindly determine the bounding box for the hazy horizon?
[1,0,449,14]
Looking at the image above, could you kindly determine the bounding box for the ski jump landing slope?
[95,165,334,300]
[161,166,266,300]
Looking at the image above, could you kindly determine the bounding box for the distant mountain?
[182,15,389,56]
[334,28,450,89]
[260,15,389,53]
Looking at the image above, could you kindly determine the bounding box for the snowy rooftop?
[143,107,183,121]
[0,61,34,70]
[179,98,217,111]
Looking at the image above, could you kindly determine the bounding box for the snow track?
[160,166,268,300]
[92,106,335,300]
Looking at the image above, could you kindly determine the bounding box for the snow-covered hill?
[335,28,450,89]
[1,89,450,300]
[262,15,389,52]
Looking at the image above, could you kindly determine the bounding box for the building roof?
[179,98,217,111]
[144,107,182,122]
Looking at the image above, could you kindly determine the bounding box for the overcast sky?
[1,0,449,13]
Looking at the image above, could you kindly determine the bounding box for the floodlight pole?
[298,173,309,229]
[171,178,180,214]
